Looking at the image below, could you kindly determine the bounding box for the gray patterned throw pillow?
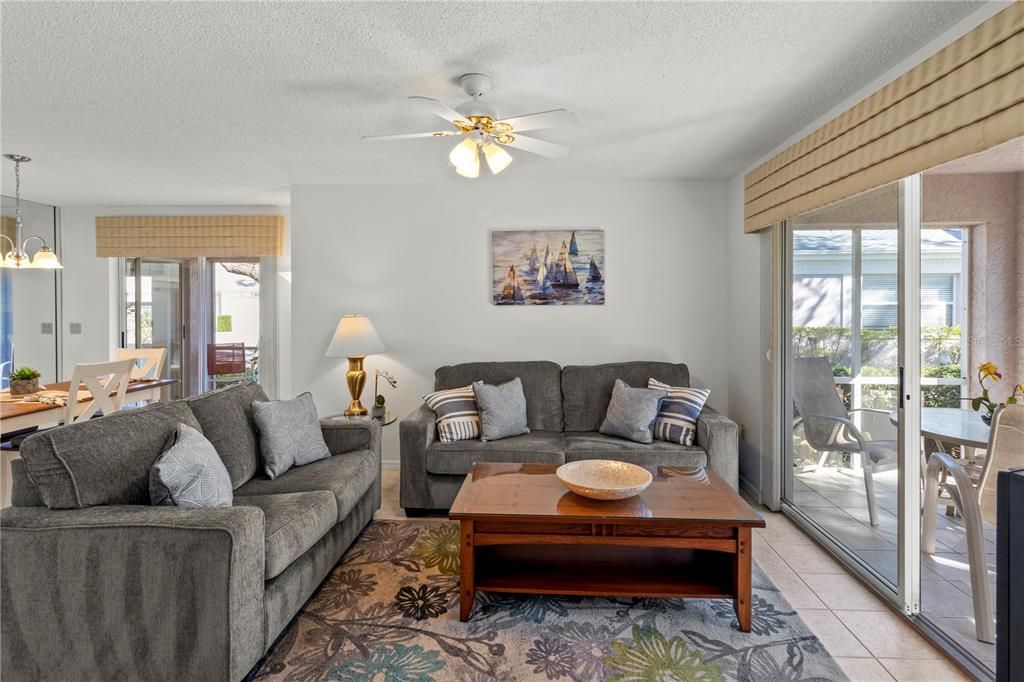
[599,379,668,444]
[473,378,530,442]
[150,423,233,508]
[253,392,331,479]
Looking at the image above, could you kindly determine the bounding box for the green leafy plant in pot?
[9,367,42,396]
[372,369,398,419]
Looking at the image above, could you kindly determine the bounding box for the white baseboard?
[739,475,761,506]
[382,460,400,470]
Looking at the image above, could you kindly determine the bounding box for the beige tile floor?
[794,467,996,668]
[374,468,970,681]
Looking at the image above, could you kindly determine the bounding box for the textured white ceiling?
[1,1,979,206]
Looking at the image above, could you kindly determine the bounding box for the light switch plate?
[40,322,54,335]
[69,322,83,335]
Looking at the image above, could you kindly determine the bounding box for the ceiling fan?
[363,73,577,178]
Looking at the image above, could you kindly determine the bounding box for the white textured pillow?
[150,423,233,508]
[252,392,331,479]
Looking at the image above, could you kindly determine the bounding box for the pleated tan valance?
[96,215,285,257]
[744,2,1024,233]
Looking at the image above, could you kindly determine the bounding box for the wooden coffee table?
[449,463,766,629]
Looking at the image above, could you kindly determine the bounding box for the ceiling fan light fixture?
[483,142,513,175]
[450,137,480,178]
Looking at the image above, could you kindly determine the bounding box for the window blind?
[744,3,1024,233]
[95,215,285,257]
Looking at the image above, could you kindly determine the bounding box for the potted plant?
[9,367,42,396]
[971,362,1022,425]
[372,369,398,420]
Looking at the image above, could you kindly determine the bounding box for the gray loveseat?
[400,361,738,512]
[1,381,381,681]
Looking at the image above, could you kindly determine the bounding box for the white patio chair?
[115,347,167,380]
[64,359,134,425]
[793,357,898,526]
[923,403,1023,644]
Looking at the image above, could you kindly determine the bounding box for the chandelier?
[1,154,62,269]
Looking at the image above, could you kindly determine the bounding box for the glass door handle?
[898,367,905,408]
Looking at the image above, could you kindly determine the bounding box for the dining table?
[1,378,178,436]
[887,406,991,451]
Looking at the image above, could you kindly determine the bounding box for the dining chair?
[64,359,134,425]
[115,347,167,380]
[792,357,898,526]
[922,403,1023,643]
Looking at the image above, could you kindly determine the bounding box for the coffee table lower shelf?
[474,544,735,599]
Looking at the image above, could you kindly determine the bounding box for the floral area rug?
[249,521,847,681]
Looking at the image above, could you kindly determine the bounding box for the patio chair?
[923,403,1023,643]
[793,357,898,526]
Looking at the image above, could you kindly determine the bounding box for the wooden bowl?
[556,460,653,500]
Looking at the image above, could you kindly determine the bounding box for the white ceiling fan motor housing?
[454,72,497,119]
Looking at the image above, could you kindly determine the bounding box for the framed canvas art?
[491,229,604,305]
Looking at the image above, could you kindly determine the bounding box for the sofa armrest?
[399,404,437,509]
[320,418,382,457]
[696,406,740,490]
[1,505,265,682]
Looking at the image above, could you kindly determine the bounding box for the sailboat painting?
[492,229,604,305]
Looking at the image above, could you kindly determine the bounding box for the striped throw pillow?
[422,386,481,442]
[649,378,710,447]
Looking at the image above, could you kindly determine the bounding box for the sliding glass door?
[122,258,187,399]
[781,179,921,611]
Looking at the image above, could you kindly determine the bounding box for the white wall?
[724,1,1011,504]
[58,205,288,388]
[290,181,730,466]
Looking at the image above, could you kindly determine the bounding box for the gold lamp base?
[344,356,368,416]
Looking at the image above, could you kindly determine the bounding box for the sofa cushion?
[426,431,565,475]
[19,400,203,509]
[187,380,269,490]
[563,433,708,468]
[435,361,562,432]
[599,379,667,444]
[562,362,691,432]
[149,423,233,508]
[473,378,530,442]
[235,491,337,579]
[649,378,710,446]
[235,450,377,523]
[252,392,331,479]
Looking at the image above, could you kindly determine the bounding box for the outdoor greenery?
[216,314,233,333]
[791,324,965,466]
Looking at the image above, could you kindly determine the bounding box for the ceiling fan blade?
[496,108,577,133]
[409,96,469,125]
[362,131,458,141]
[500,134,569,159]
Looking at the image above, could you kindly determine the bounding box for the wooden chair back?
[979,404,1024,525]
[65,359,134,425]
[115,347,167,380]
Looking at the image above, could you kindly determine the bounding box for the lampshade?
[449,138,479,178]
[31,247,63,269]
[483,142,513,175]
[325,314,385,358]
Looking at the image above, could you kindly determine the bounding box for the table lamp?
[325,314,385,416]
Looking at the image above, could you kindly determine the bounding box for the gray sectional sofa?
[400,361,738,512]
[1,381,382,682]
